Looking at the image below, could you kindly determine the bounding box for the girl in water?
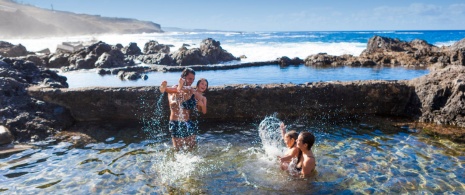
[277,122,300,170]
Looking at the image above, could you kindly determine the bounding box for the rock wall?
[27,81,415,123]
[410,65,465,127]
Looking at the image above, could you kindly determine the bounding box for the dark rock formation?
[0,57,74,142]
[199,38,238,64]
[143,40,170,54]
[303,36,465,68]
[0,126,14,145]
[137,38,239,66]
[95,49,128,68]
[305,53,360,66]
[48,53,71,68]
[117,71,148,81]
[122,42,143,55]
[167,38,240,66]
[137,53,173,65]
[277,56,304,66]
[171,47,207,65]
[0,41,28,57]
[46,41,136,70]
[411,65,465,127]
[359,36,442,67]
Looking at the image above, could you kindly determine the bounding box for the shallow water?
[61,65,429,88]
[1,118,464,194]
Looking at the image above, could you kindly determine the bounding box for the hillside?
[0,0,163,38]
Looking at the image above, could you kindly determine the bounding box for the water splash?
[258,114,286,160]
[138,92,167,142]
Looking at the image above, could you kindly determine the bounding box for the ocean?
[5,30,465,63]
[4,30,463,87]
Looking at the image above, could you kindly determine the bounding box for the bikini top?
[181,94,197,110]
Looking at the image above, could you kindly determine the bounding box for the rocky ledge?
[26,65,465,142]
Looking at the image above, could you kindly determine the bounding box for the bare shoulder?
[290,147,300,156]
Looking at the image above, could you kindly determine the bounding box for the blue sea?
[5,30,465,87]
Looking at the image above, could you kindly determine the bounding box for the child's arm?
[159,81,167,93]
[161,79,192,94]
[279,147,300,162]
[177,77,184,92]
[280,122,286,141]
[279,155,294,163]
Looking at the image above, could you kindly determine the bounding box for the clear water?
[1,117,464,194]
[61,65,429,88]
[3,30,461,194]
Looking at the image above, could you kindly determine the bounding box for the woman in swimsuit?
[293,131,316,178]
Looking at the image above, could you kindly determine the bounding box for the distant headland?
[0,0,163,38]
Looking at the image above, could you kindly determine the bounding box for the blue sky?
[17,0,465,31]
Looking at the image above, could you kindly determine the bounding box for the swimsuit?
[169,120,197,138]
[181,94,197,110]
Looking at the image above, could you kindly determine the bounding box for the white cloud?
[448,4,465,15]
[409,3,442,16]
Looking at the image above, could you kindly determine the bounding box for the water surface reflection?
[1,120,463,194]
[61,65,429,88]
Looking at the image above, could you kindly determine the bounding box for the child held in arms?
[277,122,300,171]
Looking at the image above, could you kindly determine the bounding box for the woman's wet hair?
[197,78,209,92]
[181,68,195,78]
[285,130,299,141]
[300,132,315,150]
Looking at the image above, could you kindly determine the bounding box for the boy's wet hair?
[197,78,209,92]
[285,130,299,141]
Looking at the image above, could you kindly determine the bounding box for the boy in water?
[277,122,300,170]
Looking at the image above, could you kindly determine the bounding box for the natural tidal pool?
[1,117,464,194]
[60,65,430,88]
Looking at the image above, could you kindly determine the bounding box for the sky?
[15,0,465,31]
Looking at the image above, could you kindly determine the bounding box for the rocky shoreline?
[1,35,465,152]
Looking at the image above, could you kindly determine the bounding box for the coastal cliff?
[0,0,162,38]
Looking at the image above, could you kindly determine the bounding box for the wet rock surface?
[0,126,14,145]
[0,41,28,57]
[304,36,465,68]
[27,81,414,124]
[411,65,465,127]
[24,38,240,72]
[0,57,74,142]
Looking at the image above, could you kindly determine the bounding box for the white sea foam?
[434,41,457,47]
[224,42,365,62]
[3,33,366,62]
